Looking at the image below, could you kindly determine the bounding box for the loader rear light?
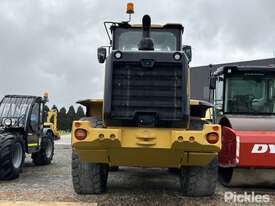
[189,136,195,143]
[206,132,219,144]
[75,122,81,128]
[75,129,87,140]
[177,136,184,142]
[110,134,116,140]
[98,133,105,140]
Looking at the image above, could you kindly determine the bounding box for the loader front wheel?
[179,157,218,196]
[72,151,109,194]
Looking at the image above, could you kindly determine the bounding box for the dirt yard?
[1,140,275,206]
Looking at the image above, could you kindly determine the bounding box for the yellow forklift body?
[44,109,60,139]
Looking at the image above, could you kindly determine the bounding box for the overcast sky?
[0,0,274,107]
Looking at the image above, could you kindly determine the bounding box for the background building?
[190,58,275,102]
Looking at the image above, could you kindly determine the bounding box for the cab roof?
[214,65,275,76]
[110,22,184,32]
[4,94,40,99]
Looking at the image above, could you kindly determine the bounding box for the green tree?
[66,106,77,131]
[76,106,85,120]
[58,107,67,131]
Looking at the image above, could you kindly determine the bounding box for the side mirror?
[209,76,216,90]
[97,47,107,64]
[182,45,192,63]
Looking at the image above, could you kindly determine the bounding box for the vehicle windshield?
[114,28,179,51]
[0,96,34,127]
[224,74,275,114]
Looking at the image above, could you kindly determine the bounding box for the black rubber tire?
[32,132,54,165]
[72,116,109,194]
[72,151,109,194]
[80,117,104,128]
[218,167,234,186]
[168,168,179,174]
[109,166,119,172]
[179,157,218,197]
[0,132,25,180]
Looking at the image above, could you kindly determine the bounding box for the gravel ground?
[1,141,275,206]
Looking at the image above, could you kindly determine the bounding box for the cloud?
[0,0,274,107]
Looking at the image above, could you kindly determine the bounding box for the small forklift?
[0,93,55,180]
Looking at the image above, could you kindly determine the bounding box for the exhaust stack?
[138,15,154,50]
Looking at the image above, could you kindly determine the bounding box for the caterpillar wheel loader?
[71,3,221,196]
[44,109,60,140]
[210,65,275,187]
[0,93,55,180]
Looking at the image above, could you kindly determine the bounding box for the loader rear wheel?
[0,132,25,180]
[72,151,109,194]
[32,132,54,165]
[219,167,233,186]
[109,166,119,171]
[180,157,218,196]
[168,168,179,174]
[80,117,103,128]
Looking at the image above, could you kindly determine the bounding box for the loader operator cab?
[98,23,192,62]
[210,66,275,116]
[113,26,180,52]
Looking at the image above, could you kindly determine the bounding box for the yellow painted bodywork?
[203,108,213,121]
[73,99,220,167]
[130,24,180,29]
[44,109,60,139]
[28,143,38,147]
[72,112,221,167]
[77,99,103,120]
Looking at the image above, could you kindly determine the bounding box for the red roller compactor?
[210,65,275,186]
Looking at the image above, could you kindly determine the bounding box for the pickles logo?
[251,144,275,153]
[224,192,270,203]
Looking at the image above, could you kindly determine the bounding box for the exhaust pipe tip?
[138,15,154,51]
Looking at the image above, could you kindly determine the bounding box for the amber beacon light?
[127,3,134,14]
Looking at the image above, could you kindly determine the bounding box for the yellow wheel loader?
[44,109,60,140]
[71,3,221,196]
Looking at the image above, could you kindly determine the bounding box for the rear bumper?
[74,149,217,168]
[72,122,221,168]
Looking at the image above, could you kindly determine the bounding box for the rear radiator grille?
[111,63,183,119]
